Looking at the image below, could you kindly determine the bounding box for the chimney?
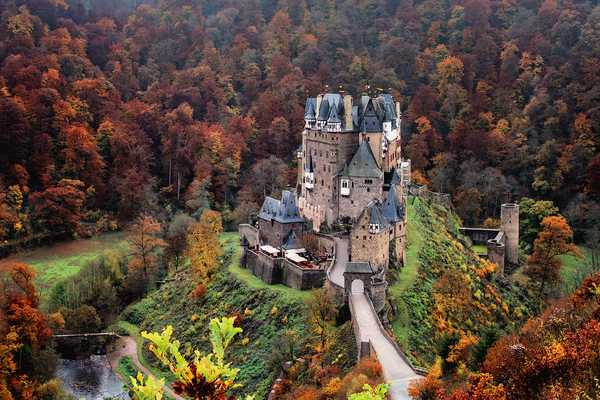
[316,94,323,119]
[344,94,353,130]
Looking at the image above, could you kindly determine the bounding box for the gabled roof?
[258,190,305,224]
[318,93,344,122]
[350,93,399,132]
[346,261,374,274]
[353,200,390,231]
[305,98,316,119]
[368,200,388,227]
[327,104,341,124]
[360,97,382,132]
[342,141,383,178]
[382,185,404,223]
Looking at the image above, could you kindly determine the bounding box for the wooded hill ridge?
[0,0,599,246]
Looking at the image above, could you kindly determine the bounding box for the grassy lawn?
[559,246,596,294]
[510,246,596,295]
[389,196,425,348]
[220,232,314,302]
[0,232,128,304]
[472,244,488,256]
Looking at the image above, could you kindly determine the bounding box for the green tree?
[519,197,560,252]
[130,317,254,400]
[348,384,389,400]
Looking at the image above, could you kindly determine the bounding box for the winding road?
[108,336,184,400]
[329,237,420,400]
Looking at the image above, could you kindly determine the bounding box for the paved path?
[350,293,419,399]
[108,336,184,400]
[328,236,420,399]
[329,237,348,287]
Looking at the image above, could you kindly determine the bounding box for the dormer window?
[326,122,341,132]
[305,172,314,190]
[305,118,316,129]
[369,223,380,234]
[340,179,350,196]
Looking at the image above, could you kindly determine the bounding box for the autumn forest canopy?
[0,0,600,399]
[0,0,598,244]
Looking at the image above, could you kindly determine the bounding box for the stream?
[55,355,129,400]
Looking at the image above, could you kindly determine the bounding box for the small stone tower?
[501,203,519,265]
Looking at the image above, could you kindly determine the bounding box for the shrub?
[190,282,207,299]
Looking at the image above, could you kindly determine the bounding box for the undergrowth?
[389,197,536,368]
[121,248,310,398]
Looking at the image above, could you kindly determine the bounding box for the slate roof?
[258,190,305,224]
[317,93,345,125]
[346,261,374,274]
[351,93,399,132]
[342,141,383,178]
[304,98,317,119]
[306,92,400,133]
[382,185,404,223]
[367,200,389,227]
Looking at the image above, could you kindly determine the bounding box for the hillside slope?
[389,197,536,368]
[120,238,310,398]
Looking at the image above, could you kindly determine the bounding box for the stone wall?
[257,219,304,247]
[299,128,359,228]
[315,233,335,255]
[368,279,388,313]
[487,237,506,275]
[350,217,390,272]
[501,203,519,265]
[283,261,326,290]
[239,224,259,247]
[392,221,406,265]
[338,176,383,221]
[408,184,452,209]
[383,136,402,173]
[459,227,501,245]
[246,249,283,284]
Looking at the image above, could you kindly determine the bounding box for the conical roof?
[342,141,383,178]
[382,185,404,222]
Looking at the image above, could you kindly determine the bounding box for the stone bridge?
[327,237,421,399]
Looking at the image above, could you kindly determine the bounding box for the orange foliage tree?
[525,215,579,298]
[186,209,223,283]
[0,262,52,400]
[126,214,166,295]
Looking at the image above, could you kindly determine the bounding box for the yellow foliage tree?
[187,209,223,282]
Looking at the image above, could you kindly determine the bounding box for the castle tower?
[501,203,519,265]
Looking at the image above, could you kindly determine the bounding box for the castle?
[238,90,520,292]
[239,91,411,289]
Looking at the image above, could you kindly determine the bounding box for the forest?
[0,0,599,399]
[0,0,598,246]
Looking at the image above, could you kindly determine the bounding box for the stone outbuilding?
[257,190,305,247]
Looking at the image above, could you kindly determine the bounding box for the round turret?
[501,203,519,266]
